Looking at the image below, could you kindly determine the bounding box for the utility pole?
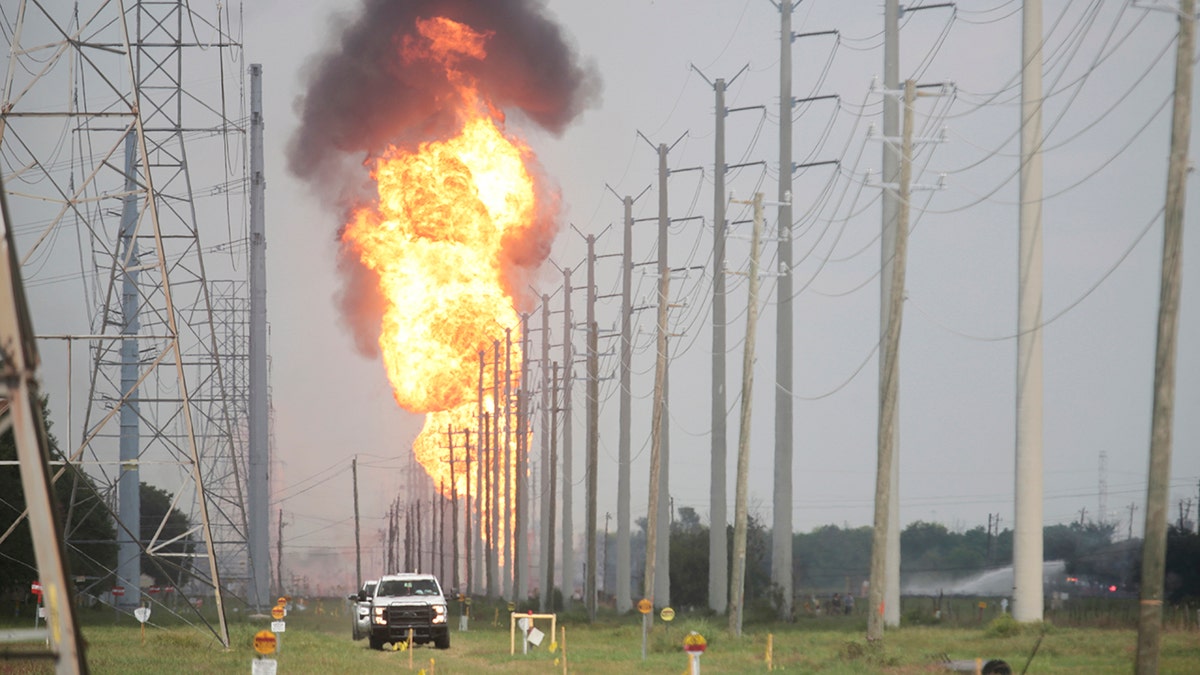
[277,509,285,598]
[1128,502,1138,541]
[464,430,473,594]
[116,130,142,610]
[868,79,915,643]
[561,268,575,608]
[1014,0,1046,625]
[505,327,514,598]
[484,410,494,595]
[492,339,502,597]
[617,197,635,614]
[353,457,361,589]
[517,313,531,600]
[449,428,459,593]
[540,296,552,602]
[880,0,903,629]
[248,62,270,612]
[644,272,669,610]
[773,0,799,622]
[585,234,600,622]
[655,142,672,607]
[1137,1,1193,670]
[729,192,763,637]
[476,351,485,589]
[710,72,731,617]
[542,363,560,612]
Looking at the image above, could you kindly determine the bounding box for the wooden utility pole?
[476,350,485,589]
[449,428,459,592]
[729,193,763,637]
[542,363,560,612]
[505,327,514,598]
[644,271,671,609]
[277,508,284,597]
[484,411,494,595]
[516,313,531,599]
[585,233,600,622]
[492,340,502,597]
[353,456,361,589]
[561,268,575,609]
[868,79,914,642]
[464,430,473,594]
[1137,1,1193,671]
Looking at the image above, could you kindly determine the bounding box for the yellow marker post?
[766,633,774,671]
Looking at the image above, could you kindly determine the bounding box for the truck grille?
[385,605,433,627]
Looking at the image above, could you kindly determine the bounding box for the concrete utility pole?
[773,0,799,621]
[542,363,560,612]
[248,62,270,611]
[1137,1,1193,671]
[868,79,915,643]
[484,408,494,595]
[880,0,903,629]
[729,193,764,637]
[616,195,637,614]
[561,268,575,608]
[710,74,730,616]
[540,296,552,601]
[585,235,600,622]
[116,130,142,609]
[1014,0,1046,625]
[353,457,361,589]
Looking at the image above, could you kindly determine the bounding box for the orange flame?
[342,16,530,507]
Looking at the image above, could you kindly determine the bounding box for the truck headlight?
[432,604,447,624]
[373,607,386,625]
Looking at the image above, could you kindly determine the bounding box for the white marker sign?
[271,621,286,633]
[134,607,151,624]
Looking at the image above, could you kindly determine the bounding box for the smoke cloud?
[289,0,598,356]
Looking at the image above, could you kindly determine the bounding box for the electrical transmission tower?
[1,1,255,647]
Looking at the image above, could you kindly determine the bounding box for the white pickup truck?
[367,573,450,650]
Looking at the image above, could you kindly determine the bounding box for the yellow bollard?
[766,633,774,671]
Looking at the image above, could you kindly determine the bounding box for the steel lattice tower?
[1,0,255,647]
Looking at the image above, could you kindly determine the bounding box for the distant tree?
[1164,525,1200,602]
[0,397,116,594]
[668,507,707,607]
[793,524,871,590]
[139,482,195,588]
[1044,521,1116,574]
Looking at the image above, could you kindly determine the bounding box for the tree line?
[0,399,195,597]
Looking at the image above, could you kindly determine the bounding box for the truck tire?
[368,635,384,650]
[434,630,450,650]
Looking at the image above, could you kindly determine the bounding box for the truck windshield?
[377,579,440,597]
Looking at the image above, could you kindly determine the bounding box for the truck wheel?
[434,631,451,650]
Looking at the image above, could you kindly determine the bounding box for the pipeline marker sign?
[660,607,675,622]
[637,598,652,614]
[253,630,277,655]
[271,605,285,620]
[134,607,151,624]
[271,620,285,633]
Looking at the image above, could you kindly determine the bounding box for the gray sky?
[235,0,1199,591]
[7,0,1197,594]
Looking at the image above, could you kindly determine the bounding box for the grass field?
[3,597,1198,673]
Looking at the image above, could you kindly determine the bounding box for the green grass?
[2,598,1199,673]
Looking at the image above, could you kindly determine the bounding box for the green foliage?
[139,482,195,588]
[793,524,872,589]
[1164,525,1200,602]
[0,396,116,595]
[984,612,1022,638]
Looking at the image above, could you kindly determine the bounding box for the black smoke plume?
[289,0,599,357]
